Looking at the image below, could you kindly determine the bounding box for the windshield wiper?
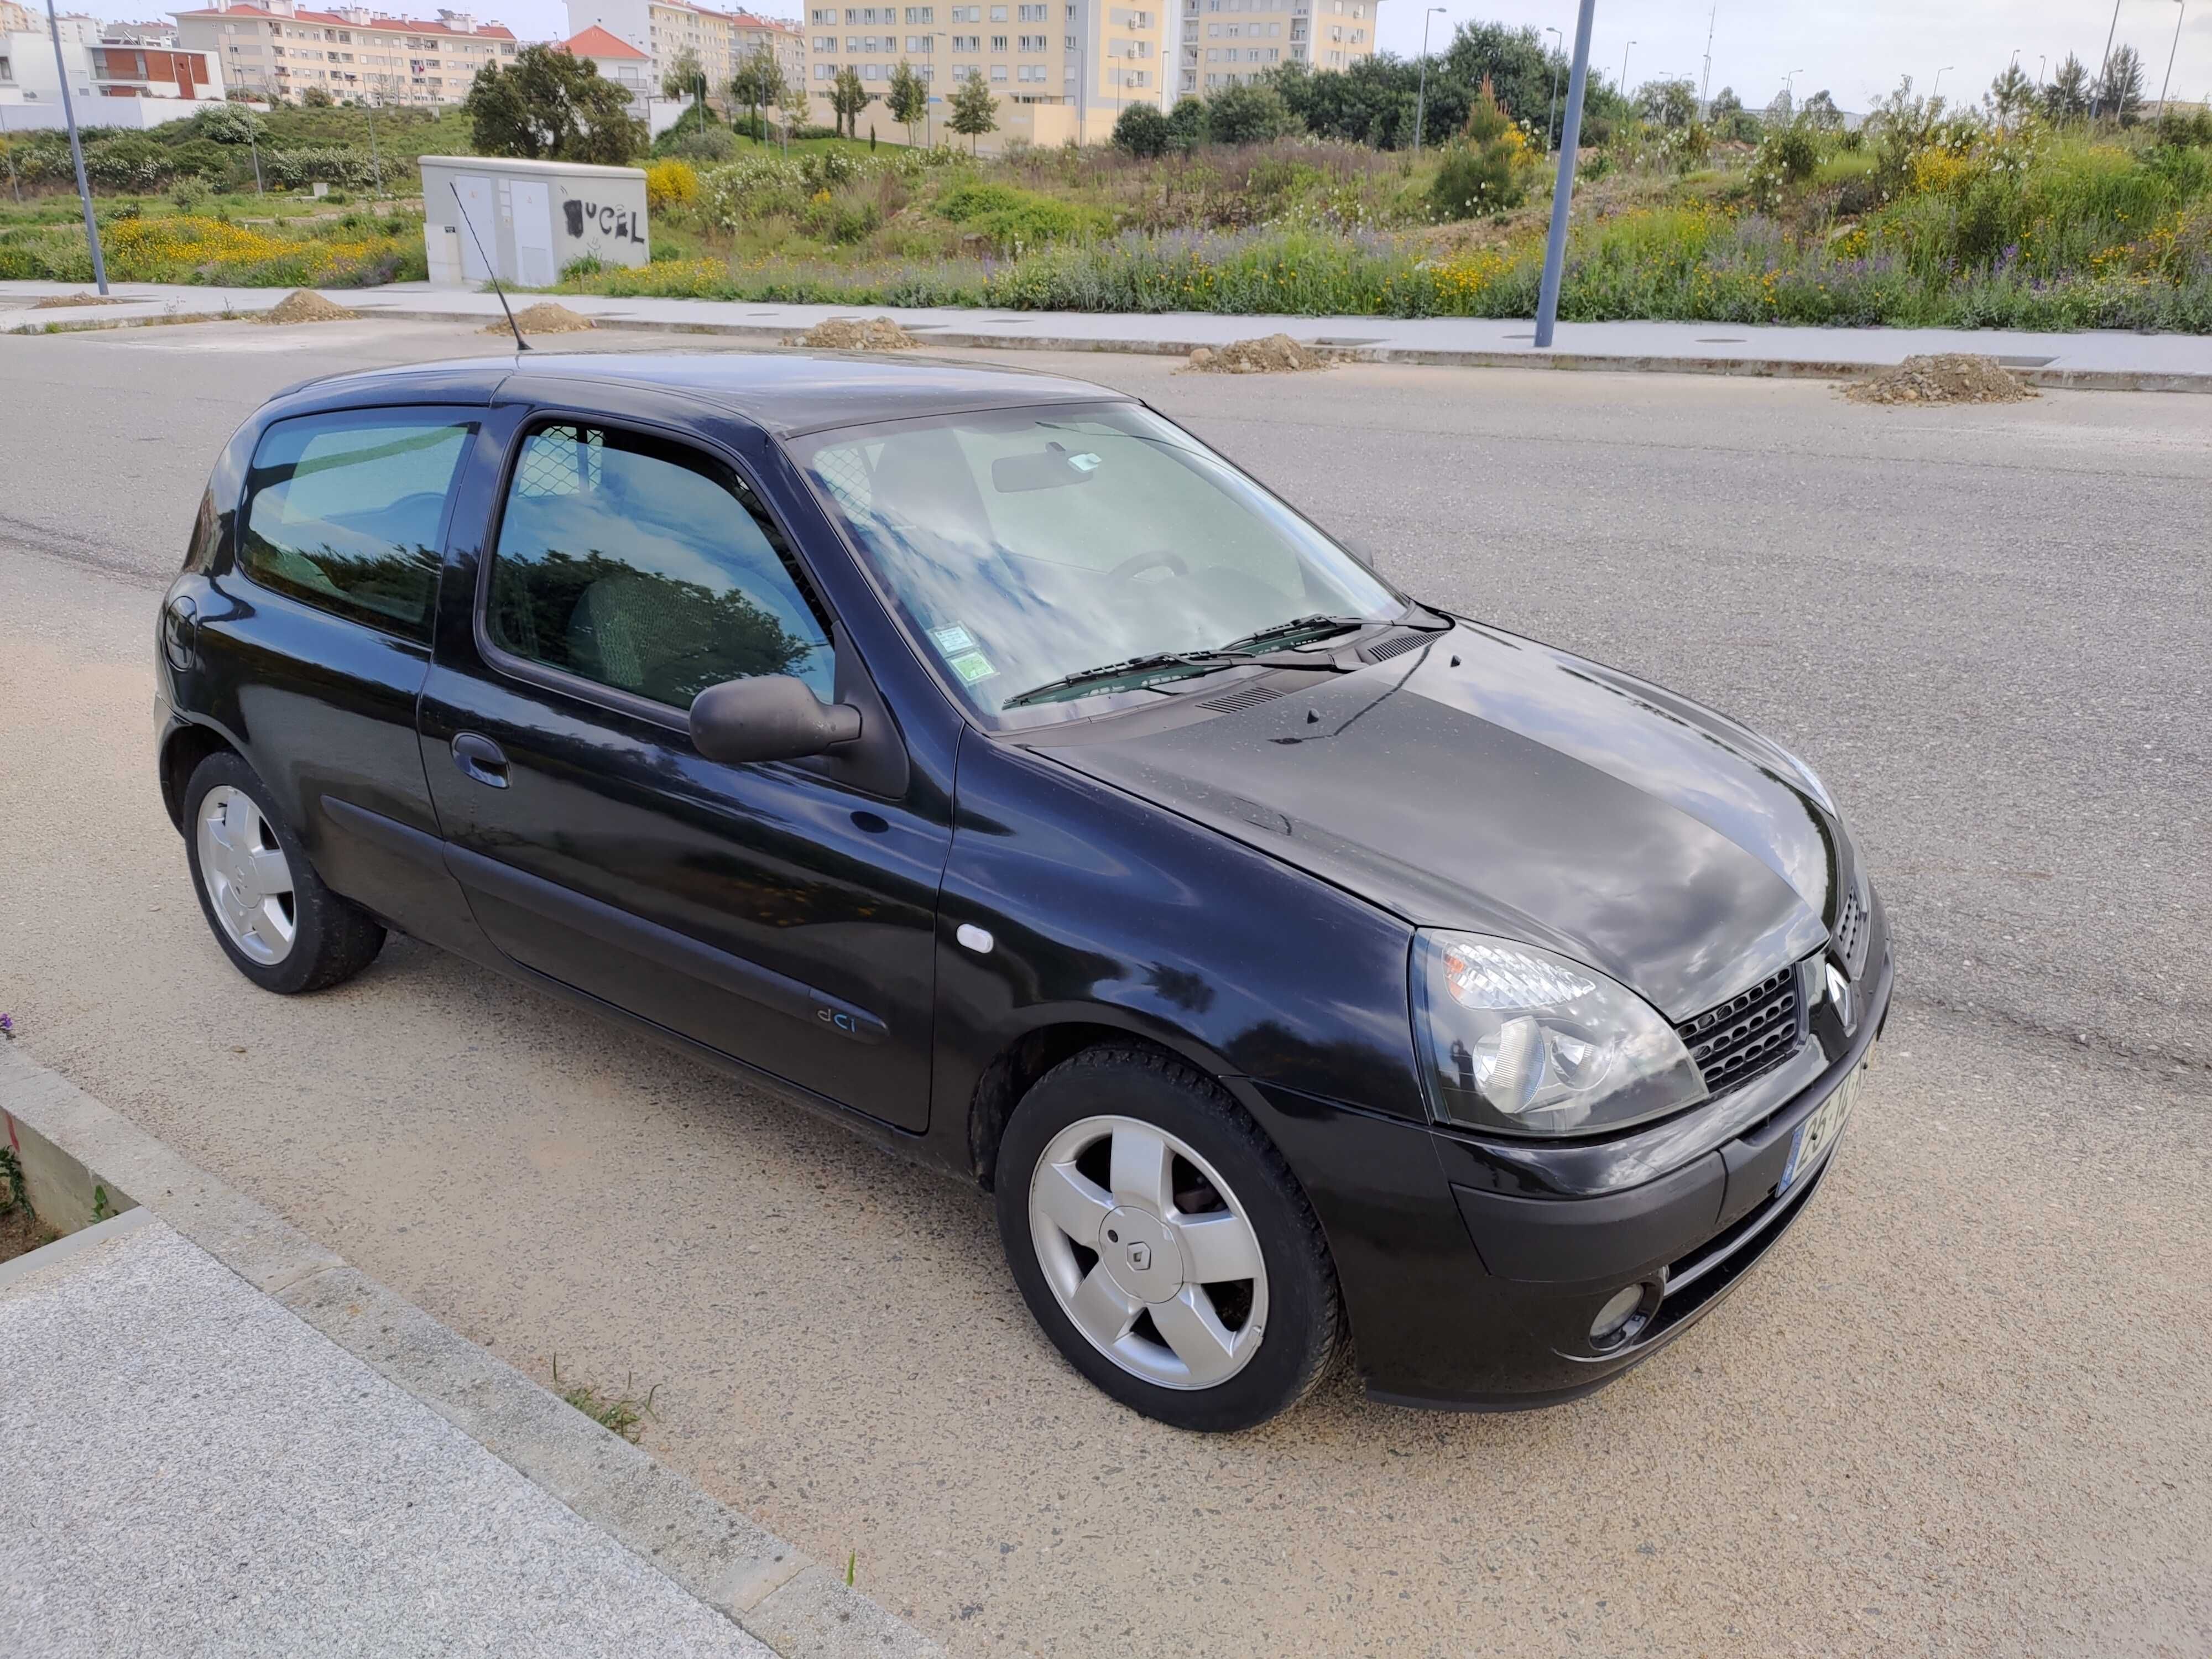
[1001,650,1247,710]
[1214,613,1370,654]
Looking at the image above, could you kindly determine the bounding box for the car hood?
[1032,620,1838,1021]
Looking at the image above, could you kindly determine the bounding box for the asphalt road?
[2,316,2206,1658]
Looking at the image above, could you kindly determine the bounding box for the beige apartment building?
[171,1,519,106]
[1179,0,1376,97]
[800,1,1166,147]
[562,0,804,112]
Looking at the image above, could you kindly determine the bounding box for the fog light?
[1590,1283,1653,1347]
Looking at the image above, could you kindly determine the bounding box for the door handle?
[451,732,510,789]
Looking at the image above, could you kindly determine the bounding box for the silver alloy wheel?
[196,785,298,967]
[1028,1114,1269,1390]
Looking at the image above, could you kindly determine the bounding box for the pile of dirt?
[31,292,126,309]
[787,316,918,350]
[1182,333,1333,374]
[1843,353,2036,405]
[260,289,358,325]
[486,301,597,337]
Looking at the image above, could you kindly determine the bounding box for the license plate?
[1778,1065,1862,1196]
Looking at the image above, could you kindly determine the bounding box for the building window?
[989,61,1005,77]
[990,33,1007,49]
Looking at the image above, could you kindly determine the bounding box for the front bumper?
[1238,898,1892,1410]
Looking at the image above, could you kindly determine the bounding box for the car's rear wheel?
[183,752,385,994]
[995,1046,1344,1431]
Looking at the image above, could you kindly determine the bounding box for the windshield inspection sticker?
[1068,452,1102,473]
[948,650,998,685]
[930,624,976,655]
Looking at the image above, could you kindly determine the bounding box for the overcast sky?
[71,0,2212,114]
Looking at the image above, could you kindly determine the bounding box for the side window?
[239,412,472,642]
[486,422,834,710]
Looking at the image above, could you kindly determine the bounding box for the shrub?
[1428,80,1531,220]
[660,123,738,163]
[646,158,699,209]
[1204,82,1298,146]
[0,245,53,281]
[1165,97,1208,154]
[1113,102,1170,159]
[85,134,179,190]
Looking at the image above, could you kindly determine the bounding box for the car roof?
[279,351,1136,438]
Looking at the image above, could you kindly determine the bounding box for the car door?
[194,403,493,962]
[418,406,948,1132]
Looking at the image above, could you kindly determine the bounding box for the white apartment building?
[1177,0,1376,96]
[799,1,1166,146]
[562,0,804,113]
[170,1,520,106]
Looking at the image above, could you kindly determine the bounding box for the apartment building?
[170,1,520,106]
[1177,0,1375,96]
[799,1,1166,145]
[556,21,651,112]
[562,0,805,111]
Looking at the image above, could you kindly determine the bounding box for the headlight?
[1411,932,1708,1138]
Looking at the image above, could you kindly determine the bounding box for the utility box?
[418,155,650,289]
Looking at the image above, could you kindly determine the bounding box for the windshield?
[795,403,1402,724]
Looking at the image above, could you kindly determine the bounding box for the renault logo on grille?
[1825,962,1857,1035]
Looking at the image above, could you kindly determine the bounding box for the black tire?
[182,751,385,995]
[995,1045,1345,1432]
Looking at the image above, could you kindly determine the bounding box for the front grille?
[1831,886,1869,978]
[1677,966,1804,1094]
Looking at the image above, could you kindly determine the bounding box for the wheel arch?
[966,1015,1238,1193]
[160,719,241,832]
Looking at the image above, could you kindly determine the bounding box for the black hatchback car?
[156,352,1888,1431]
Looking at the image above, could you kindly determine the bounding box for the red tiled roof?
[558,23,646,58]
[170,5,517,38]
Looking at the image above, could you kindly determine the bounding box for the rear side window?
[484,422,834,709]
[238,412,473,643]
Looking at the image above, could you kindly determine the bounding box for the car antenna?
[452,181,529,353]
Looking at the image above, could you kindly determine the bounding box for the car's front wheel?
[995,1046,1344,1431]
[182,751,385,995]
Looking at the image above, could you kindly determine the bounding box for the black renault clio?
[155,352,1888,1431]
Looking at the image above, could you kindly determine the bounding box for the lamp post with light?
[1412,6,1446,153]
[45,0,106,294]
[1545,24,1563,152]
[2158,0,2188,123]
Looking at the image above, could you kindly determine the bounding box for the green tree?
[1706,85,1760,142]
[1635,77,1697,129]
[301,85,335,108]
[2094,44,2146,125]
[465,45,643,164]
[661,44,707,116]
[1164,94,1208,152]
[947,72,997,152]
[780,74,812,144]
[830,64,872,138]
[1203,81,1297,144]
[1112,100,1170,157]
[2044,53,2091,121]
[729,42,789,140]
[1800,89,1843,131]
[887,59,928,143]
[1985,64,2036,127]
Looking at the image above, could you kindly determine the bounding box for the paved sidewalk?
[1,1211,773,1659]
[4,278,2207,389]
[0,1046,944,1659]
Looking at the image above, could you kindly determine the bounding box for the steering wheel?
[1110,549,1190,585]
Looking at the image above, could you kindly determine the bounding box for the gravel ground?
[0,319,2205,1658]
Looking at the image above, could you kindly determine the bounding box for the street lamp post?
[1618,37,1634,98]
[1412,6,1445,154]
[1535,0,1597,350]
[2038,54,2047,88]
[2092,0,2124,119]
[1545,25,1563,153]
[2158,0,2188,123]
[45,0,106,295]
[1932,64,1954,101]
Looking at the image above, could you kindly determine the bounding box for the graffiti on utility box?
[564,199,646,247]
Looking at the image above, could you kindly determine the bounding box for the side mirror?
[690,675,863,765]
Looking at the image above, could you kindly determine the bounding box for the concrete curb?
[0,1041,945,1659]
[10,298,2209,392]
